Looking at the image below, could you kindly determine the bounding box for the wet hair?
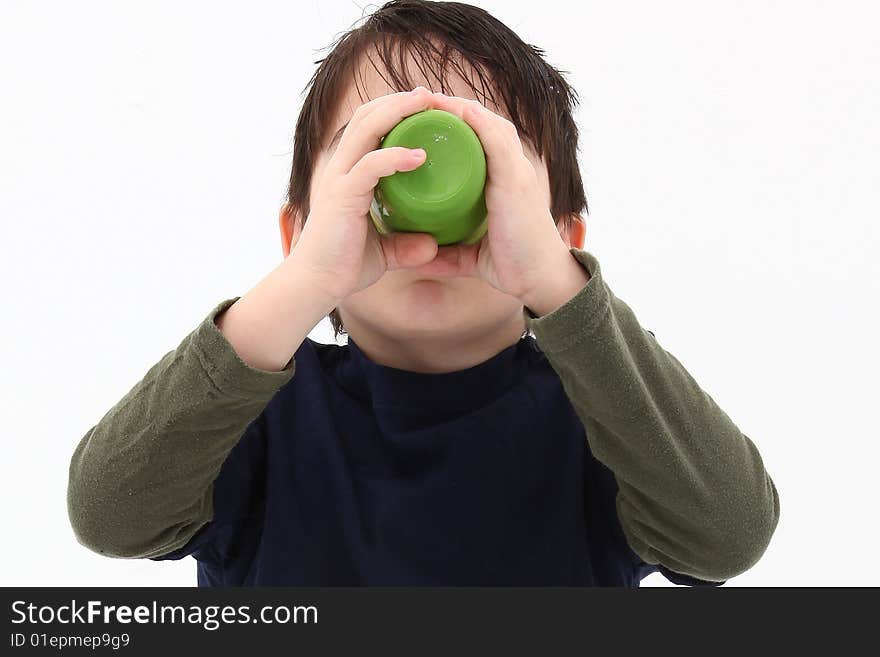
[283,0,587,338]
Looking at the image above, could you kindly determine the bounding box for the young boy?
[67,0,779,586]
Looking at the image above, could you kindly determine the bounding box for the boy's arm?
[67,297,296,559]
[524,248,780,583]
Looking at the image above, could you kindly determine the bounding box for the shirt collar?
[332,334,536,425]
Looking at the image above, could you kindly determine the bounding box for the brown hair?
[284,0,587,338]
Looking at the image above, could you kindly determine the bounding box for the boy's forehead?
[319,48,545,175]
[325,50,512,149]
[340,66,505,117]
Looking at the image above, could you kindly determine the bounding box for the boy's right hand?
[288,85,441,303]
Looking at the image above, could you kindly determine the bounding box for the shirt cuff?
[523,247,612,354]
[190,296,297,397]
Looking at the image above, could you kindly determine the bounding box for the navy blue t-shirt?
[151,333,719,587]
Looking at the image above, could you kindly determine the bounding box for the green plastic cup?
[370,109,488,246]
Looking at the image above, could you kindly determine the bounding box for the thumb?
[380,232,439,270]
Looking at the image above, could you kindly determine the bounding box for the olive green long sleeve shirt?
[67,247,779,582]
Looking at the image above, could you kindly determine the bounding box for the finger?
[428,91,474,119]
[403,242,481,278]
[431,93,520,149]
[462,99,525,160]
[432,94,529,187]
[330,86,435,176]
[345,146,426,198]
[464,100,537,193]
[380,231,438,270]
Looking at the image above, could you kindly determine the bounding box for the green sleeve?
[67,297,296,559]
[525,248,780,582]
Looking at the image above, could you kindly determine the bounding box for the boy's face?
[283,50,577,342]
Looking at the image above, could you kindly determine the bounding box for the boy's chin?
[392,284,470,328]
[405,277,456,300]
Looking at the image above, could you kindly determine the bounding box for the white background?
[1,0,877,587]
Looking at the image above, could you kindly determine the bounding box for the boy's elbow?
[68,505,116,557]
[67,468,206,559]
[699,473,781,581]
[68,497,177,559]
[67,429,156,558]
[67,486,136,558]
[67,467,154,559]
[641,472,781,583]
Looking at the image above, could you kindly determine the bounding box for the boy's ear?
[558,214,586,250]
[279,203,304,258]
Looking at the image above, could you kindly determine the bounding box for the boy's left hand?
[411,91,590,316]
